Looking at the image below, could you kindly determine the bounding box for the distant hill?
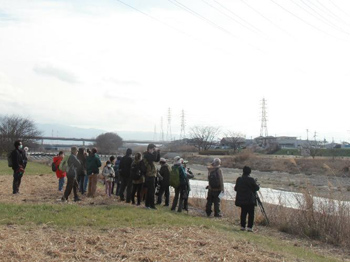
[36,123,157,141]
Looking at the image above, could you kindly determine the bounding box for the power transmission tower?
[180,109,186,140]
[160,117,164,141]
[260,98,268,137]
[153,125,157,141]
[166,108,172,141]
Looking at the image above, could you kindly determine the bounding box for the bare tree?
[94,132,123,154]
[0,115,42,154]
[222,131,246,153]
[189,126,220,152]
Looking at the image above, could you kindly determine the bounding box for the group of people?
[51,143,195,212]
[9,140,261,231]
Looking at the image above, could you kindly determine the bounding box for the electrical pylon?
[260,98,268,137]
[180,109,186,140]
[166,108,172,141]
[160,117,164,141]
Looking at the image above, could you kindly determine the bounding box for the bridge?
[23,136,167,147]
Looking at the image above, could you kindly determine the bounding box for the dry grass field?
[0,170,349,262]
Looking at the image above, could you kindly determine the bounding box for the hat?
[174,156,181,164]
[212,158,221,166]
[147,143,156,150]
[160,158,166,163]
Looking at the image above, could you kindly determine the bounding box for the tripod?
[256,192,269,225]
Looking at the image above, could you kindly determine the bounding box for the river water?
[188,179,350,211]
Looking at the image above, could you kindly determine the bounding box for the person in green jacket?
[86,147,102,198]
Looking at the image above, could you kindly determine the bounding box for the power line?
[328,0,350,19]
[114,0,193,39]
[114,0,238,56]
[167,0,237,38]
[240,0,293,38]
[167,0,263,52]
[201,0,261,35]
[270,0,339,39]
[294,0,350,36]
[315,0,350,26]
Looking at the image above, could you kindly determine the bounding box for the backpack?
[59,155,69,172]
[7,151,14,168]
[51,161,57,172]
[169,165,180,188]
[130,162,142,180]
[209,169,220,189]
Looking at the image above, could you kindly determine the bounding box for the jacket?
[77,153,87,176]
[53,156,66,178]
[207,165,224,192]
[159,163,171,186]
[67,154,81,178]
[119,154,133,178]
[234,175,260,206]
[102,166,115,182]
[86,153,102,175]
[11,149,27,171]
[131,160,145,184]
[142,151,160,177]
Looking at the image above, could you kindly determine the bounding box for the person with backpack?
[156,158,171,206]
[130,153,144,205]
[234,166,260,232]
[10,140,27,194]
[86,147,102,198]
[170,156,188,212]
[52,151,66,192]
[102,160,115,197]
[119,148,133,202]
[61,147,82,202]
[77,148,87,194]
[142,143,160,209]
[205,158,224,217]
[183,161,194,212]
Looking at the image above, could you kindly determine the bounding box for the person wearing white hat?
[205,158,224,217]
[170,156,188,212]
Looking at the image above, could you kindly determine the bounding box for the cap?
[160,158,166,163]
[212,158,221,166]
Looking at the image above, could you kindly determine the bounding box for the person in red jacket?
[53,151,66,191]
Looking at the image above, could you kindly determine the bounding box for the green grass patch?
[0,160,51,175]
[0,203,341,262]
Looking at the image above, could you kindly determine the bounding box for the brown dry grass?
[1,174,350,261]
[0,225,287,262]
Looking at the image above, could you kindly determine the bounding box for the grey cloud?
[33,64,79,84]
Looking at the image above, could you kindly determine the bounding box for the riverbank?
[182,153,350,201]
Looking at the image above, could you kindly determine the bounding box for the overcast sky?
[1,0,350,142]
